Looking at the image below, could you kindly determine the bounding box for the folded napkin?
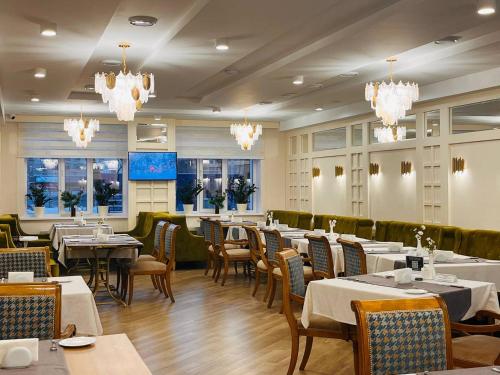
[434,250,454,262]
[0,338,38,364]
[8,272,34,283]
[394,268,412,284]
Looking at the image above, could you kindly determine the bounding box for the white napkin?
[388,243,403,252]
[257,221,266,229]
[0,338,38,365]
[8,272,34,283]
[394,268,412,284]
[314,229,326,235]
[278,224,289,231]
[434,250,454,262]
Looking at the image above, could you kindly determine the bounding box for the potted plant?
[61,190,84,217]
[178,179,203,214]
[208,191,226,214]
[26,182,51,217]
[94,180,119,217]
[227,175,257,214]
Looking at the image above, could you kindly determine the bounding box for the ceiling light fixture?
[30,97,40,102]
[154,116,161,121]
[434,35,462,44]
[293,75,304,85]
[64,110,100,148]
[215,39,229,51]
[477,0,496,14]
[40,22,57,37]
[95,43,155,121]
[34,67,47,78]
[374,125,407,143]
[128,15,158,27]
[315,107,323,111]
[211,106,221,113]
[365,57,419,126]
[230,114,262,151]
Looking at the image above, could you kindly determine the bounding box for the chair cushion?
[129,261,166,273]
[137,254,156,262]
[301,314,343,331]
[257,259,267,271]
[452,335,500,366]
[224,243,242,250]
[225,248,251,257]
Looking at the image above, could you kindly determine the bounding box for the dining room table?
[50,223,114,251]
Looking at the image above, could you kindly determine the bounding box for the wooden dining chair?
[262,229,313,309]
[212,220,251,286]
[337,238,367,276]
[243,225,268,298]
[305,234,335,279]
[278,250,348,375]
[451,310,500,367]
[122,221,180,304]
[0,283,75,339]
[351,297,453,375]
[0,247,52,279]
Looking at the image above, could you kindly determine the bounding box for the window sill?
[20,214,129,221]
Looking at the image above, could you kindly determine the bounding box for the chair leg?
[159,275,169,299]
[116,265,121,291]
[127,274,135,306]
[252,268,261,297]
[234,262,238,275]
[263,271,272,302]
[287,334,300,375]
[211,256,218,279]
[204,254,212,276]
[267,277,277,308]
[221,259,230,286]
[299,336,313,370]
[151,275,158,289]
[165,273,175,303]
[214,258,222,282]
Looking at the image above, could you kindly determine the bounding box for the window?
[176,158,259,213]
[451,99,500,134]
[25,158,125,216]
[312,127,346,151]
[425,110,440,137]
[352,124,363,146]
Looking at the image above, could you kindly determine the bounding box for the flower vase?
[214,206,220,214]
[416,238,423,256]
[428,252,436,279]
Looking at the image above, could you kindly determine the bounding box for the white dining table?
[48,275,103,336]
[50,223,114,250]
[301,271,500,328]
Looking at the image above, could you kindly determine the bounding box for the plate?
[405,289,428,295]
[58,337,96,348]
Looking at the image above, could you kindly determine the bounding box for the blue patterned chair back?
[0,250,48,279]
[263,230,282,265]
[200,219,212,243]
[0,284,61,340]
[284,254,306,298]
[154,221,168,253]
[338,240,366,277]
[162,223,180,262]
[306,235,334,278]
[244,226,262,263]
[212,221,223,247]
[352,298,451,375]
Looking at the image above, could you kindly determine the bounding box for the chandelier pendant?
[365,57,418,126]
[373,125,406,143]
[230,117,262,151]
[64,111,100,148]
[95,43,155,121]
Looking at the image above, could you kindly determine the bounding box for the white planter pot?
[183,204,194,214]
[98,206,108,217]
[34,206,44,217]
[236,203,247,214]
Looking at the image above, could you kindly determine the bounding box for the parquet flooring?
[98,269,355,375]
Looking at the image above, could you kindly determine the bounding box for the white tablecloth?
[301,271,500,327]
[48,276,103,336]
[50,224,114,250]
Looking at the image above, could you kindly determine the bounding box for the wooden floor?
[98,268,355,375]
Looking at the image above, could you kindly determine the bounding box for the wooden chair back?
[305,234,335,279]
[200,218,213,246]
[0,247,51,278]
[160,222,181,268]
[261,229,286,267]
[244,226,265,266]
[337,239,367,276]
[0,282,62,339]
[351,297,453,375]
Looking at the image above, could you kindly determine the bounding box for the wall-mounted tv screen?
[128,152,177,181]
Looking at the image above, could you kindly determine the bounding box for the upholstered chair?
[337,238,367,276]
[305,234,335,279]
[200,218,216,277]
[244,226,268,298]
[0,283,75,340]
[278,250,348,375]
[351,297,453,375]
[0,247,52,278]
[0,224,16,248]
[262,229,313,309]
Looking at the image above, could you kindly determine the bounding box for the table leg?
[104,251,127,306]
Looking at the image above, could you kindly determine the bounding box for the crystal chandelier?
[373,125,406,143]
[64,112,100,148]
[95,43,154,121]
[230,118,262,151]
[365,57,418,126]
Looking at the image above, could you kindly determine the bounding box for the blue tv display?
[128,152,177,181]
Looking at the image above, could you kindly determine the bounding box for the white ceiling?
[0,0,499,124]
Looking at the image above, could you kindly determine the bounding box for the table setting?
[50,222,114,251]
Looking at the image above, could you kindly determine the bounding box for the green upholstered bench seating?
[456,229,500,260]
[267,210,313,230]
[313,214,374,240]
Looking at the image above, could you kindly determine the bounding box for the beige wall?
[311,156,347,215]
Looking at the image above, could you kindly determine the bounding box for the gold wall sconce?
[452,157,465,174]
[334,165,344,177]
[401,161,412,175]
[312,167,321,178]
[369,163,379,175]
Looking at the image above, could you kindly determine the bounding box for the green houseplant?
[94,180,119,217]
[226,175,257,213]
[208,191,226,214]
[178,179,203,213]
[61,190,84,217]
[26,182,51,217]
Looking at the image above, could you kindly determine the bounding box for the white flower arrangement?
[329,219,337,230]
[267,211,273,223]
[425,237,437,254]
[413,224,426,241]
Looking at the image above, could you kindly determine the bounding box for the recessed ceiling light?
[154,116,161,121]
[101,59,121,67]
[40,22,57,37]
[84,84,95,91]
[339,72,359,78]
[293,75,304,85]
[215,39,229,51]
[30,97,40,102]
[34,67,47,78]
[477,0,496,14]
[128,15,158,27]
[259,101,273,105]
[434,35,462,44]
[149,92,157,98]
[211,106,221,113]
[315,107,323,111]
